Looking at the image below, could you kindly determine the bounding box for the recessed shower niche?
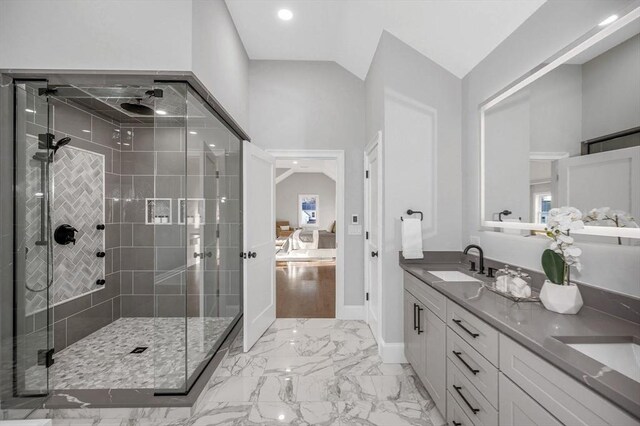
[7,79,243,409]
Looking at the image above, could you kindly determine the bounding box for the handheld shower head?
[53,137,71,153]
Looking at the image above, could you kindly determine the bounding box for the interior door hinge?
[365,231,369,240]
[366,292,369,301]
[216,224,220,239]
[216,171,220,179]
[365,170,369,179]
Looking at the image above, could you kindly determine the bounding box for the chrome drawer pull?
[453,351,480,375]
[453,385,480,414]
[452,319,479,338]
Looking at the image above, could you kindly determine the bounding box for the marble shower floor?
[46,319,445,425]
[49,317,234,390]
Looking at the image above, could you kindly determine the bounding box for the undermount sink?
[427,270,480,282]
[566,340,640,383]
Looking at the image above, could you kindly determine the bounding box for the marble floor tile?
[296,375,377,402]
[43,319,443,426]
[338,400,434,426]
[264,356,334,377]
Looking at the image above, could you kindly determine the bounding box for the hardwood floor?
[276,260,336,318]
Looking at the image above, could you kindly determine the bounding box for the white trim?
[275,168,295,184]
[340,305,365,320]
[378,334,407,364]
[363,131,383,344]
[480,5,640,239]
[267,149,348,319]
[529,152,570,161]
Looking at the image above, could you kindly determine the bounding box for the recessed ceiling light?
[25,108,35,113]
[209,144,215,148]
[599,14,618,26]
[189,131,198,135]
[293,160,298,164]
[156,109,167,115]
[82,129,91,133]
[278,9,293,21]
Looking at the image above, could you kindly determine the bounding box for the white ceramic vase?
[539,280,583,315]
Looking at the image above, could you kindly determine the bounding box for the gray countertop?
[400,261,640,419]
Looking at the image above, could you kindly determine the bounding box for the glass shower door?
[13,81,54,401]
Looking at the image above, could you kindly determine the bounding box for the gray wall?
[276,173,337,230]
[462,0,640,297]
[249,60,366,305]
[365,31,462,344]
[582,34,640,139]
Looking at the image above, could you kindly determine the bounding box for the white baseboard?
[338,304,365,320]
[378,335,407,364]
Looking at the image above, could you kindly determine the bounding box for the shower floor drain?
[130,347,148,354]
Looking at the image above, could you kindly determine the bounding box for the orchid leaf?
[542,249,565,284]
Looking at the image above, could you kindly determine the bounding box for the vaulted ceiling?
[225,0,546,79]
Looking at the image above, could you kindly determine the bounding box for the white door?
[364,131,382,343]
[243,141,276,351]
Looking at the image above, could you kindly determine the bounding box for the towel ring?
[401,209,423,221]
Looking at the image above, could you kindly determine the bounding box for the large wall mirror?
[481,6,640,243]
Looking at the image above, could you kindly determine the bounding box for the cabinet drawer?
[447,359,498,426]
[447,327,499,408]
[404,272,447,321]
[447,300,499,366]
[447,390,476,426]
[499,373,562,426]
[500,334,640,426]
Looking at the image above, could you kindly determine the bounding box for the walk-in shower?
[0,77,243,418]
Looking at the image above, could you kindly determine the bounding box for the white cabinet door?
[499,373,562,426]
[243,141,276,352]
[423,307,446,416]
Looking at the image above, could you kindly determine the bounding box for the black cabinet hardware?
[96,224,105,230]
[96,251,106,258]
[248,251,257,258]
[453,385,480,414]
[452,319,479,338]
[413,303,418,331]
[452,422,462,426]
[371,251,378,258]
[416,305,424,334]
[453,351,479,375]
[487,267,497,278]
[469,260,476,272]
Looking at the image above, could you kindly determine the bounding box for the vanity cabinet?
[402,271,640,426]
[403,273,446,416]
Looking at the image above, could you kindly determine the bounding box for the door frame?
[363,131,383,343]
[267,149,346,319]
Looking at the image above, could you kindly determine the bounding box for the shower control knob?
[248,251,257,258]
[96,279,106,286]
[96,224,105,230]
[54,224,78,245]
[96,251,106,258]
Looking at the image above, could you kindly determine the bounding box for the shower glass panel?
[184,87,242,390]
[13,81,54,402]
[152,82,243,394]
[152,82,189,392]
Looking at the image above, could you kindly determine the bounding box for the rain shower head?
[120,99,154,116]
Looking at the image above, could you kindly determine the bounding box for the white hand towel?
[402,218,424,259]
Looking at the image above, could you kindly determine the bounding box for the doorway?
[268,150,345,319]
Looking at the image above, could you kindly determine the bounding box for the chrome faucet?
[463,244,485,275]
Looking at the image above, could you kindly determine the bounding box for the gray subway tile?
[105,223,120,249]
[53,294,91,322]
[133,223,154,246]
[134,175,154,199]
[54,319,67,353]
[52,101,91,139]
[121,199,146,224]
[120,295,154,317]
[133,271,154,295]
[92,272,120,305]
[132,127,154,151]
[120,247,154,271]
[112,296,121,320]
[156,295,186,317]
[121,151,154,175]
[121,271,133,294]
[156,247,186,271]
[91,116,120,149]
[155,176,183,198]
[121,223,133,247]
[156,152,185,175]
[65,301,113,346]
[155,127,184,151]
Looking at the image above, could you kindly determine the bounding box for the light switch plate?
[348,225,362,235]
